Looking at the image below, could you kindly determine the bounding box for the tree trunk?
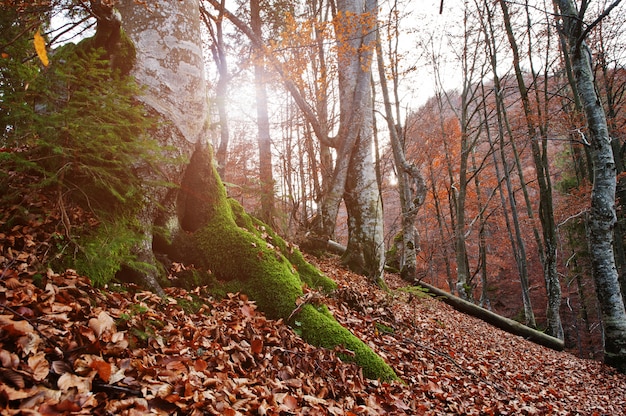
[251,0,275,225]
[202,3,231,179]
[375,14,426,283]
[415,281,564,351]
[117,0,208,295]
[555,0,626,373]
[477,7,536,327]
[328,0,385,283]
[202,0,385,282]
[117,0,396,380]
[499,0,563,339]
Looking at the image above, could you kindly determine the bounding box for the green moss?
[374,322,395,334]
[194,208,303,320]
[180,146,395,380]
[296,304,397,381]
[228,199,337,292]
[176,295,206,314]
[397,285,432,300]
[72,218,150,287]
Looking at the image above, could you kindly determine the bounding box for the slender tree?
[375,14,426,281]
[498,0,563,339]
[250,0,276,225]
[554,0,626,372]
[201,2,231,179]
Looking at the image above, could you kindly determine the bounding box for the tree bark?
[329,0,385,282]
[251,0,275,225]
[116,0,396,380]
[555,0,626,373]
[415,281,564,351]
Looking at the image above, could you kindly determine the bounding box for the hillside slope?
[1,208,625,414]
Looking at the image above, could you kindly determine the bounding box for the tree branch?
[200,0,334,148]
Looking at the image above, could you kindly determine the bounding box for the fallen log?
[415,280,565,351]
[302,238,564,351]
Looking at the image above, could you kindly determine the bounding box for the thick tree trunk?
[326,0,385,282]
[556,0,626,373]
[117,0,208,294]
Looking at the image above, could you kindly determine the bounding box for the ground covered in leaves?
[2,204,626,415]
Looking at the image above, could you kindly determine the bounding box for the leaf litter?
[1,204,626,414]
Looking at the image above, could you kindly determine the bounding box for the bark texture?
[322,0,385,282]
[115,0,396,380]
[556,0,626,373]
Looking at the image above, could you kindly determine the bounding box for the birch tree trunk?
[555,0,626,373]
[329,0,385,282]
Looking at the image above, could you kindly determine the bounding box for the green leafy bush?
[2,43,161,213]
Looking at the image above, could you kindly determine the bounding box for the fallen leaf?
[57,373,91,394]
[251,338,263,354]
[90,359,112,383]
[28,352,50,381]
[89,311,116,338]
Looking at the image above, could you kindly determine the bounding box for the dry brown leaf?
[28,352,50,381]
[105,397,149,413]
[89,311,116,338]
[0,349,19,368]
[0,368,25,389]
[17,332,41,356]
[0,383,32,401]
[251,337,263,354]
[90,359,112,383]
[51,360,72,375]
[57,373,91,394]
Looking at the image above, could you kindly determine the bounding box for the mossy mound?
[194,219,303,319]
[176,145,396,380]
[228,199,337,292]
[297,304,398,381]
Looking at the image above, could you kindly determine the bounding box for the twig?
[92,380,143,397]
[0,303,64,358]
[287,292,322,322]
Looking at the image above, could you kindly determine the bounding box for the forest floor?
[1,202,626,415]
